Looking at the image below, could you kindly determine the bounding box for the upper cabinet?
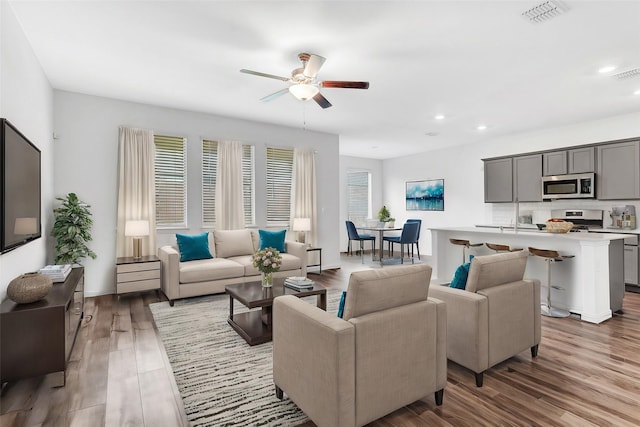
[568,147,595,174]
[484,158,513,203]
[597,141,640,200]
[543,151,567,176]
[543,147,595,176]
[514,154,542,202]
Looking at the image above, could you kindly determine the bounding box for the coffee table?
[225,278,327,346]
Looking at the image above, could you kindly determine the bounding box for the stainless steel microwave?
[542,173,595,199]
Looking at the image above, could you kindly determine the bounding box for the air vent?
[612,68,640,80]
[522,0,568,23]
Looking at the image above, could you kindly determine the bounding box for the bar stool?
[449,238,483,264]
[485,243,523,253]
[528,247,574,318]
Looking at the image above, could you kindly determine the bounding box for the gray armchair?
[273,264,447,427]
[429,251,541,387]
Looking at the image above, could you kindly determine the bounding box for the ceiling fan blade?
[303,54,326,78]
[240,69,290,82]
[260,88,290,102]
[320,81,369,89]
[313,92,332,109]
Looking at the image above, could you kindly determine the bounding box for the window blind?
[154,135,187,228]
[266,147,294,226]
[202,140,255,227]
[347,170,371,225]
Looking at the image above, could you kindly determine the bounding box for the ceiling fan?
[240,52,369,109]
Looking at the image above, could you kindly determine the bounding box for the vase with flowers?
[252,247,283,287]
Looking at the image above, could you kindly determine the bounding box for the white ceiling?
[8,0,640,159]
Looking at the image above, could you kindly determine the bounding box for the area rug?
[149,289,343,427]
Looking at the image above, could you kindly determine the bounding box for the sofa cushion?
[176,232,213,262]
[342,264,432,321]
[465,251,528,293]
[229,252,302,276]
[213,229,255,258]
[179,258,244,283]
[259,229,286,253]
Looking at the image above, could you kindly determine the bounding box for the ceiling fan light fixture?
[289,84,319,101]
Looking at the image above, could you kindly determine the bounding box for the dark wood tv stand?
[1,267,84,387]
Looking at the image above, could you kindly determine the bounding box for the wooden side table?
[306,247,322,274]
[116,255,161,296]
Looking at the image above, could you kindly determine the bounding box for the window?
[202,140,255,227]
[347,170,371,225]
[154,135,187,228]
[266,147,294,226]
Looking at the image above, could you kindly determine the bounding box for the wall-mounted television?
[1,118,42,253]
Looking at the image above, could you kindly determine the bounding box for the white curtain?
[215,141,245,230]
[116,126,157,257]
[290,148,317,245]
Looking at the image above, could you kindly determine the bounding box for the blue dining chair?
[385,219,421,260]
[345,221,376,264]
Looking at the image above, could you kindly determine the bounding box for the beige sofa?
[273,264,447,427]
[429,251,541,387]
[158,229,307,305]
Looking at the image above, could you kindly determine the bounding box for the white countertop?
[431,226,629,241]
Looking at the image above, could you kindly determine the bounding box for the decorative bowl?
[545,220,573,233]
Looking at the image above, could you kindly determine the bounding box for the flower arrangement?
[252,247,282,287]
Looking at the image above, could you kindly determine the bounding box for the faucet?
[514,198,519,233]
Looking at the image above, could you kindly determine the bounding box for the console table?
[1,267,84,387]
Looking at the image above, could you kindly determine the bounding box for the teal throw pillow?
[337,291,347,318]
[450,255,474,290]
[259,229,286,253]
[176,232,213,262]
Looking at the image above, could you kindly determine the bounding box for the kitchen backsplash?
[491,199,640,227]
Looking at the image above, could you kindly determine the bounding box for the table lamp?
[125,220,150,259]
[292,218,311,246]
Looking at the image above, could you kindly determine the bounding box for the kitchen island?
[431,227,628,323]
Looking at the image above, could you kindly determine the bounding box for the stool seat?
[528,246,574,318]
[485,243,523,253]
[449,239,483,264]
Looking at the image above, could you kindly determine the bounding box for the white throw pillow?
[213,229,255,258]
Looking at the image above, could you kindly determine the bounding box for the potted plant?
[377,205,395,228]
[52,193,97,265]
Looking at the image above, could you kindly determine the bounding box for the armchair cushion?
[466,251,527,293]
[213,229,254,258]
[342,264,431,321]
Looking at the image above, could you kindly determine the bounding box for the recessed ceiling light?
[598,65,617,74]
[634,89,640,95]
[425,132,439,137]
[434,114,445,120]
[477,125,487,131]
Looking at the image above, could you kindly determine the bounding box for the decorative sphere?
[7,272,53,304]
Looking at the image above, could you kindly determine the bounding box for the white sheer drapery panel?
[290,148,317,245]
[215,141,245,230]
[116,126,157,257]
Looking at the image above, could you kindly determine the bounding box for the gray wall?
[0,2,54,300]
[53,91,340,296]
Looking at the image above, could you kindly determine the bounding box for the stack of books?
[39,264,72,283]
[284,276,315,290]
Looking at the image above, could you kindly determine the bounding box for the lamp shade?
[292,217,311,232]
[289,84,319,101]
[14,217,37,235]
[125,220,150,237]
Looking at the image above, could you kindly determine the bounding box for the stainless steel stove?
[550,209,604,231]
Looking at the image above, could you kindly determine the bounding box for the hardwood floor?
[2,256,640,426]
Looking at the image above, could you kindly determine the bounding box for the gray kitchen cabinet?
[597,140,640,200]
[542,151,567,176]
[568,147,595,173]
[484,158,513,202]
[514,154,542,202]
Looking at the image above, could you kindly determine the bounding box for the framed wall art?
[405,179,444,211]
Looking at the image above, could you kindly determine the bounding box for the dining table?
[357,226,402,266]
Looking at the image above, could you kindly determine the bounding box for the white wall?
[338,155,383,252]
[383,112,640,255]
[53,91,340,296]
[0,2,54,300]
